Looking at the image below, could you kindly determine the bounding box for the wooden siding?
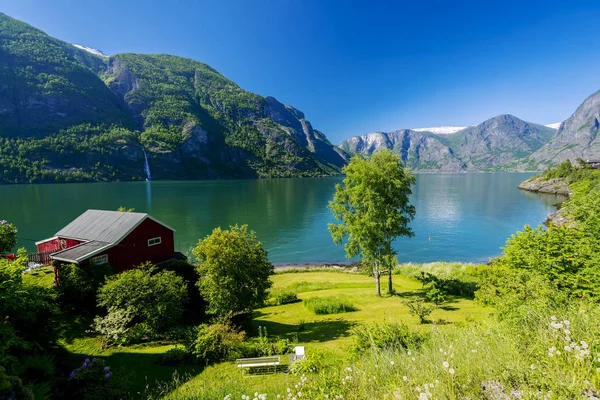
[100,218,175,272]
[37,237,83,253]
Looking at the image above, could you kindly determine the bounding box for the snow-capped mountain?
[544,122,562,130]
[412,126,468,135]
[72,44,108,57]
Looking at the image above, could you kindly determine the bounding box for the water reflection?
[0,173,558,263]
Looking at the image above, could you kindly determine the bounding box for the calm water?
[0,173,562,264]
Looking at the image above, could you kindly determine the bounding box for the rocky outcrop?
[517,176,572,196]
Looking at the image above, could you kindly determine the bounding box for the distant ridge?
[340,115,555,172]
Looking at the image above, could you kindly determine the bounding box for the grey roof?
[50,241,112,263]
[55,210,156,243]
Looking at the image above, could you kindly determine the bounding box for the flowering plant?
[66,358,125,400]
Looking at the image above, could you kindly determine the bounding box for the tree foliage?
[328,150,416,296]
[94,266,188,343]
[0,221,17,253]
[193,225,274,316]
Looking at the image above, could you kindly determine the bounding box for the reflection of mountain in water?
[2,174,557,263]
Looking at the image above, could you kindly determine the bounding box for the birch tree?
[328,150,416,296]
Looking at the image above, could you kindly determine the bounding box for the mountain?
[525,90,600,168]
[0,13,347,183]
[340,115,555,171]
[447,115,555,169]
[339,130,465,172]
[412,126,468,135]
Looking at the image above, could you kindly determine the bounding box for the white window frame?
[90,254,108,265]
[148,237,162,247]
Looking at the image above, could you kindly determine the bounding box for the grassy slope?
[168,270,489,399]
[25,267,488,398]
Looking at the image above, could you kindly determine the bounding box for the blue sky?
[2,0,600,143]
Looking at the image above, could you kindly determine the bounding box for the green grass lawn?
[167,270,490,399]
[23,266,55,287]
[26,267,489,399]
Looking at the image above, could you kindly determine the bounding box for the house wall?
[95,218,175,273]
[37,237,83,253]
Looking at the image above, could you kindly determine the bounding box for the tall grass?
[303,296,356,315]
[154,301,600,399]
[395,262,488,282]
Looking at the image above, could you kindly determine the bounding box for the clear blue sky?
[2,0,600,143]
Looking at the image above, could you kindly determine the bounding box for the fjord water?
[1,173,561,264]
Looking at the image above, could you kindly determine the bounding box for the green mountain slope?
[0,13,347,183]
[0,13,132,137]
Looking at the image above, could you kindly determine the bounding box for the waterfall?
[143,150,151,181]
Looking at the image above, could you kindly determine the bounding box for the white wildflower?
[443,361,449,368]
[449,368,455,375]
[403,376,408,381]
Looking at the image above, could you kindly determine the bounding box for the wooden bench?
[235,356,280,377]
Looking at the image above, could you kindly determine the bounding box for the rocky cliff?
[525,90,600,169]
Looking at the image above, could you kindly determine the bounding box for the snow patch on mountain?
[412,126,467,135]
[544,122,562,130]
[72,44,108,57]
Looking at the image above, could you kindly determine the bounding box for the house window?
[90,254,108,265]
[148,237,162,247]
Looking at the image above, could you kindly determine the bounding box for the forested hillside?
[0,13,347,183]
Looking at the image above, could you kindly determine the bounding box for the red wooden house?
[35,209,176,273]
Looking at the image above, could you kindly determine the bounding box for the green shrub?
[190,323,246,364]
[405,299,435,324]
[304,296,356,315]
[424,287,447,305]
[94,267,188,344]
[0,220,17,253]
[157,260,205,322]
[55,263,114,315]
[350,321,426,355]
[273,290,299,305]
[288,350,325,374]
[160,348,190,366]
[0,367,33,400]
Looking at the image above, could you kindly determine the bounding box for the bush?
[288,350,325,374]
[350,321,425,355]
[160,348,190,366]
[94,267,188,344]
[273,290,299,305]
[55,263,114,315]
[424,287,446,305]
[304,296,356,315]
[0,367,33,400]
[66,358,126,400]
[190,323,246,364]
[0,220,17,253]
[158,260,205,322]
[405,299,435,324]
